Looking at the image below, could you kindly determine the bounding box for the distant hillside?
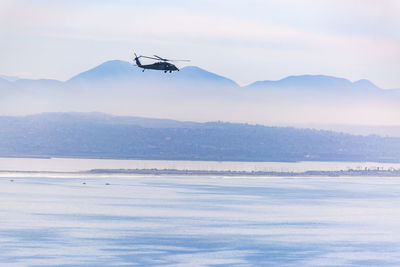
[245,74,384,97]
[0,74,19,82]
[0,77,11,88]
[67,60,139,83]
[0,60,399,129]
[0,113,399,162]
[247,75,355,89]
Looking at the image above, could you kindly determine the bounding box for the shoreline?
[88,168,400,177]
[0,168,399,178]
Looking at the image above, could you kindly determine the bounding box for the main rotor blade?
[154,55,190,62]
[169,59,191,62]
[141,54,190,62]
[153,55,190,62]
[153,55,167,61]
[141,55,160,60]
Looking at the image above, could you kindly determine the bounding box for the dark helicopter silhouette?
[133,53,190,73]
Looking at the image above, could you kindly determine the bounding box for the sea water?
[1,175,400,266]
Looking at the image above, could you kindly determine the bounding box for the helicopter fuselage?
[142,62,178,71]
[135,57,179,72]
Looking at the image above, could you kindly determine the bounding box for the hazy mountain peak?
[353,79,381,91]
[245,74,384,93]
[354,78,373,85]
[15,78,63,86]
[0,74,20,82]
[66,60,239,88]
[177,66,239,87]
[0,77,12,88]
[180,66,221,77]
[67,60,136,82]
[264,74,352,88]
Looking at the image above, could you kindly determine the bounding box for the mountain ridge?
[0,74,20,82]
[246,74,382,92]
[0,112,399,162]
[0,60,399,127]
[2,60,390,91]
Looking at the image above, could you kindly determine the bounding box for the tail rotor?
[133,52,142,67]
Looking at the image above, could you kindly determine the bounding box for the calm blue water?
[1,176,400,266]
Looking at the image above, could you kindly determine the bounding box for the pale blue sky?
[0,0,399,88]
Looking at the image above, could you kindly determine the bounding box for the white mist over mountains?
[0,60,399,132]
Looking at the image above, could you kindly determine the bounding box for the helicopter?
[133,53,190,73]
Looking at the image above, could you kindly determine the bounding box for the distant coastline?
[1,168,399,178]
[87,168,400,177]
[1,157,400,177]
[1,113,400,164]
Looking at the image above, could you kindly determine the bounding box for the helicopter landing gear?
[142,69,145,72]
[169,70,172,73]
[164,70,167,73]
